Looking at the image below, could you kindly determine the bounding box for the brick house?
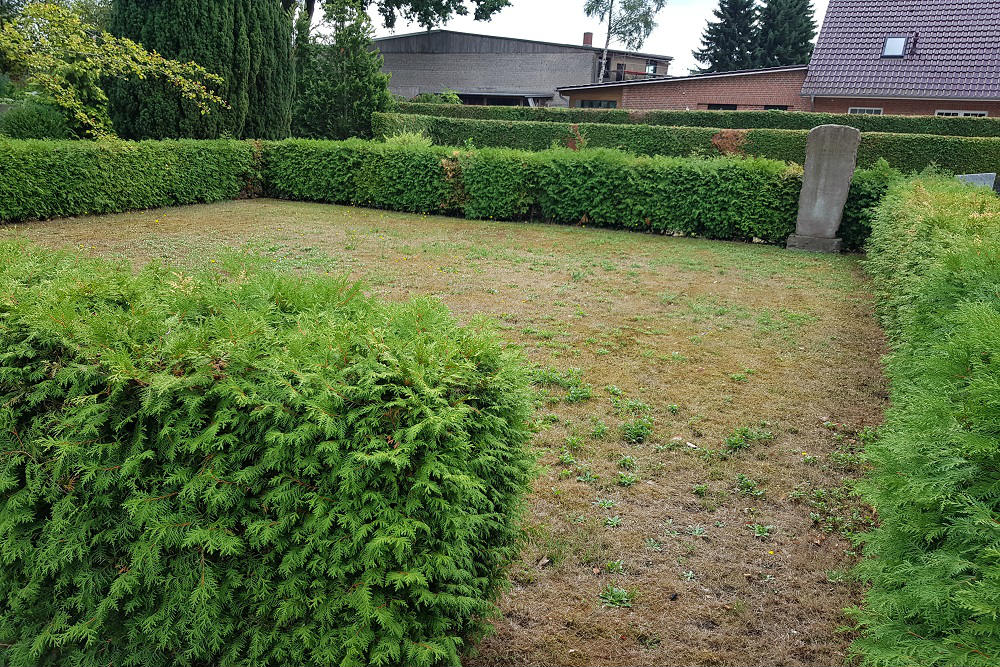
[376,30,671,107]
[801,0,1000,116]
[558,65,810,111]
[559,0,1000,117]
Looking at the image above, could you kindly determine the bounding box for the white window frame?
[936,110,989,117]
[848,107,884,115]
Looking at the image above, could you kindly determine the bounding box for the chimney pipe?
[583,32,594,47]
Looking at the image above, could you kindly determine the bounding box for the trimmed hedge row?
[374,112,1000,174]
[854,176,1000,666]
[0,137,895,249]
[396,101,1000,138]
[263,139,893,248]
[0,138,257,222]
[0,243,535,667]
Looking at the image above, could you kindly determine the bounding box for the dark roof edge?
[374,28,673,62]
[802,91,1000,102]
[556,64,809,92]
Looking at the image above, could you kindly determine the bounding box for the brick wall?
[620,69,810,111]
[811,97,1000,117]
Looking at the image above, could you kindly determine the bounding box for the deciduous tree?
[584,0,667,82]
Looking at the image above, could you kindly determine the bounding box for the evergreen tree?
[755,0,815,67]
[292,1,391,139]
[692,0,758,73]
[108,0,292,140]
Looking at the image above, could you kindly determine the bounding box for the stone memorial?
[787,124,862,253]
[957,173,1000,193]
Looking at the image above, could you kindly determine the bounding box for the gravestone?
[957,172,1000,193]
[787,124,862,253]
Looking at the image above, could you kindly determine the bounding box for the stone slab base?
[786,234,843,253]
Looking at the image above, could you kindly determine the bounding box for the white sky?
[370,0,830,74]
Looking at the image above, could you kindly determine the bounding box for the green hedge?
[265,139,892,248]
[374,112,1000,174]
[0,138,257,222]
[854,176,1000,666]
[397,101,1000,138]
[0,242,535,667]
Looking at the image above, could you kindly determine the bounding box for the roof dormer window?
[882,36,907,58]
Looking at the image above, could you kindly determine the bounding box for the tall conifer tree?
[108,0,292,139]
[691,0,758,73]
[755,0,815,67]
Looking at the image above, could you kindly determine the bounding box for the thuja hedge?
[373,112,1000,174]
[855,176,1000,666]
[0,138,258,222]
[0,243,535,666]
[396,101,1000,138]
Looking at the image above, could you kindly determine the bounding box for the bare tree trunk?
[599,0,614,82]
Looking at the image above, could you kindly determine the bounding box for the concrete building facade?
[375,30,672,107]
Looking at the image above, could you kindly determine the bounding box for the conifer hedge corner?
[0,243,535,667]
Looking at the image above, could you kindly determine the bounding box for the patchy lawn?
[2,199,887,667]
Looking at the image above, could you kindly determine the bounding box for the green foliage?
[376,112,1000,176]
[410,89,462,104]
[263,138,461,213]
[0,242,535,667]
[585,0,667,80]
[0,2,228,138]
[723,425,773,453]
[395,102,1000,139]
[754,0,816,68]
[0,99,70,138]
[693,0,758,72]
[853,176,1000,665]
[108,0,292,139]
[0,138,256,222]
[292,2,392,140]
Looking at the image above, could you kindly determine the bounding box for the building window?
[645,59,658,75]
[936,110,989,117]
[614,63,626,81]
[580,100,618,109]
[848,107,883,115]
[882,36,907,58]
[707,104,738,111]
[764,105,789,111]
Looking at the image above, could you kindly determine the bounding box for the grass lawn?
[2,199,887,667]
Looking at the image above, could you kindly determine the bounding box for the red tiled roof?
[801,0,1000,100]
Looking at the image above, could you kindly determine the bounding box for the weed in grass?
[576,469,600,484]
[594,498,616,509]
[618,455,637,470]
[606,385,623,397]
[599,585,636,608]
[590,418,609,439]
[605,560,625,573]
[724,425,775,454]
[605,516,622,528]
[622,417,654,444]
[692,484,709,497]
[617,472,639,487]
[566,384,593,403]
[826,569,847,584]
[736,474,765,497]
[558,450,576,465]
[668,404,680,415]
[645,538,663,552]
[686,524,707,537]
[682,570,696,581]
[750,524,775,540]
[565,435,584,451]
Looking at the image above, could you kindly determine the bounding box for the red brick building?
[558,0,1000,118]
[559,66,809,111]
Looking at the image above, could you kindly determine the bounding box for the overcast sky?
[370,0,830,73]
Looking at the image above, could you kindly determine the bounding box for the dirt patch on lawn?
[2,200,888,666]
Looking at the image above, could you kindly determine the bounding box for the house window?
[936,110,989,117]
[645,59,658,75]
[580,100,618,109]
[707,104,738,111]
[764,105,789,111]
[882,36,907,58]
[849,107,883,115]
